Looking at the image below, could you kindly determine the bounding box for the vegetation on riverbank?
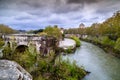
[81,36,120,58]
[62,36,81,54]
[65,11,120,58]
[71,36,81,47]
[0,38,5,48]
[1,42,87,80]
[0,26,87,80]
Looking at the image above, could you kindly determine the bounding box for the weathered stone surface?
[59,38,76,49]
[0,60,32,80]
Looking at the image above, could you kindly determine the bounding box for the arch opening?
[15,45,28,53]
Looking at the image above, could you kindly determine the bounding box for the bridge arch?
[14,45,29,53]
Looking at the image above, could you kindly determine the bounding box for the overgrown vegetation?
[114,38,120,53]
[1,40,86,80]
[0,38,5,48]
[64,47,74,53]
[71,36,81,47]
[65,11,120,58]
[44,25,62,40]
[32,59,86,80]
[0,24,16,34]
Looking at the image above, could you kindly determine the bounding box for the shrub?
[114,38,120,52]
[64,46,73,53]
[12,50,36,71]
[32,58,86,80]
[101,36,115,47]
[71,36,81,47]
[0,38,5,48]
[2,46,12,59]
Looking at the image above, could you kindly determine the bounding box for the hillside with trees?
[0,24,16,35]
[0,24,16,48]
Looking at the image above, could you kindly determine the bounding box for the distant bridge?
[65,34,88,39]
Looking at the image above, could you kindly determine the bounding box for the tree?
[44,26,62,40]
[114,38,120,52]
[0,24,16,34]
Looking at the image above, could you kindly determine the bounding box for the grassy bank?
[32,57,86,80]
[81,36,120,58]
[71,36,81,47]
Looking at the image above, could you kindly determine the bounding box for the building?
[79,23,85,28]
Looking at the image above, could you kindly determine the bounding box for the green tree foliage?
[0,24,16,34]
[44,26,62,40]
[11,45,36,70]
[27,29,43,34]
[71,36,81,47]
[2,42,12,59]
[32,58,86,80]
[1,40,86,80]
[85,11,120,39]
[0,38,5,48]
[101,36,115,47]
[64,11,120,56]
[114,38,120,52]
[65,11,120,40]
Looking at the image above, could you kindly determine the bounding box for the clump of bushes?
[2,44,36,70]
[0,38,5,48]
[64,48,73,53]
[71,36,81,47]
[2,42,12,59]
[114,38,120,53]
[32,58,86,80]
[63,46,76,54]
[2,46,12,59]
[1,41,86,80]
[101,36,115,47]
[14,50,36,70]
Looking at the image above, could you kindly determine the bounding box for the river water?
[62,41,120,80]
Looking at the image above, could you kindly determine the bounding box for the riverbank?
[80,38,120,58]
[59,38,76,50]
[1,39,87,80]
[62,41,120,80]
[59,38,76,53]
[59,37,81,53]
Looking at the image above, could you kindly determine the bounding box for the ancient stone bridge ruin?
[4,34,58,55]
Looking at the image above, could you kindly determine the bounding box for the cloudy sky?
[0,0,120,30]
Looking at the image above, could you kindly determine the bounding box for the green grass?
[71,36,81,47]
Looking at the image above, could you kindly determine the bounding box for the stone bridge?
[4,34,58,55]
[65,34,88,39]
[4,34,41,51]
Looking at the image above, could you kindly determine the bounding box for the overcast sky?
[0,0,120,30]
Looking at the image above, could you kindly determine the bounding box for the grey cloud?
[15,16,33,20]
[0,0,120,30]
[67,0,99,4]
[47,19,64,24]
[53,3,83,14]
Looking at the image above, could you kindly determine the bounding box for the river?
[62,41,120,80]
